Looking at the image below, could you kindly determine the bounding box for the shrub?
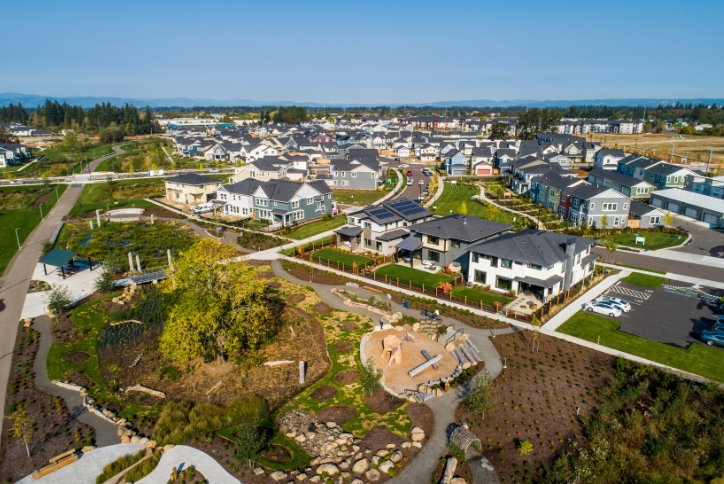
[95,450,145,484]
[44,284,72,314]
[448,442,466,461]
[232,424,270,466]
[158,365,181,382]
[41,239,54,256]
[464,369,495,418]
[359,359,383,395]
[124,451,161,482]
[518,440,533,455]
[93,270,117,292]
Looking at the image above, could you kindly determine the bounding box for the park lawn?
[558,311,724,382]
[374,264,453,289]
[69,178,165,215]
[432,183,518,225]
[332,189,387,206]
[0,184,68,276]
[620,272,668,288]
[285,216,347,240]
[450,286,512,306]
[609,231,686,250]
[309,248,374,269]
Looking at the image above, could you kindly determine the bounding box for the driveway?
[670,215,724,257]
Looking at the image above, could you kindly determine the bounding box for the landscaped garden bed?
[68,178,166,216]
[237,230,288,251]
[374,264,454,290]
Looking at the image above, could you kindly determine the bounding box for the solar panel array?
[370,208,393,219]
[389,199,427,216]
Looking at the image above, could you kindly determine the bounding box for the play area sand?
[364,328,459,395]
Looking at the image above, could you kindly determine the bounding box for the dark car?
[406,170,413,177]
[422,168,432,176]
[701,330,724,347]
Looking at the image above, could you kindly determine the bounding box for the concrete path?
[423,174,445,208]
[477,184,542,229]
[134,445,239,484]
[16,443,144,484]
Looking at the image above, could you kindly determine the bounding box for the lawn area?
[609,231,686,250]
[374,263,453,289]
[432,183,518,226]
[0,184,68,276]
[331,189,387,206]
[620,271,668,288]
[94,139,171,173]
[450,286,512,306]
[615,262,667,274]
[309,248,374,269]
[558,311,724,382]
[69,178,165,216]
[285,216,347,240]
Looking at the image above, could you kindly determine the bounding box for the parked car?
[701,330,724,347]
[406,170,413,177]
[582,302,622,317]
[209,168,221,173]
[422,168,432,176]
[710,322,724,333]
[193,203,215,214]
[407,177,413,186]
[593,296,631,312]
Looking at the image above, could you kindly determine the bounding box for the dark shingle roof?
[588,168,653,187]
[410,214,511,242]
[221,178,265,195]
[165,173,222,186]
[376,229,409,241]
[629,200,664,217]
[469,230,594,266]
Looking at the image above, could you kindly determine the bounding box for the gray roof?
[165,173,222,186]
[470,230,594,267]
[255,179,331,202]
[645,163,693,176]
[629,200,664,217]
[410,214,510,243]
[567,183,624,200]
[221,178,265,195]
[334,225,363,237]
[376,228,409,241]
[588,168,653,187]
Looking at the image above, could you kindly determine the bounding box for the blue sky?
[4,0,723,103]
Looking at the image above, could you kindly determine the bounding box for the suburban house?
[248,179,333,227]
[530,173,588,213]
[340,198,434,255]
[566,184,631,229]
[467,230,596,301]
[0,143,32,167]
[616,155,665,180]
[443,150,468,176]
[543,153,571,169]
[231,157,307,182]
[594,149,627,170]
[643,164,696,190]
[329,159,379,190]
[628,201,666,229]
[587,168,655,200]
[685,174,724,198]
[217,178,264,217]
[396,214,511,274]
[651,188,724,227]
[164,173,224,206]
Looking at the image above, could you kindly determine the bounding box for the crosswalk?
[606,283,652,301]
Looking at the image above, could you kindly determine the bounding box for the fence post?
[480,300,483,310]
[397,277,399,286]
[409,281,411,289]
[422,284,425,293]
[464,296,467,305]
[338,261,340,270]
[374,272,376,280]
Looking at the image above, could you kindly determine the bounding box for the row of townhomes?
[0,122,54,138]
[0,142,33,168]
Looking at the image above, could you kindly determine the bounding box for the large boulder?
[378,461,395,474]
[410,426,425,442]
[365,469,381,481]
[390,450,403,463]
[316,463,340,476]
[352,458,369,474]
[270,471,287,481]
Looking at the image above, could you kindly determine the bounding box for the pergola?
[38,249,94,279]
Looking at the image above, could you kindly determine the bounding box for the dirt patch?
[332,341,354,353]
[362,389,405,413]
[358,425,406,453]
[287,294,305,303]
[407,403,434,436]
[311,385,338,401]
[261,444,292,463]
[312,302,333,314]
[62,351,90,362]
[259,271,276,279]
[266,281,282,289]
[64,369,93,388]
[340,322,359,331]
[456,331,615,481]
[246,259,271,267]
[334,369,360,385]
[281,260,352,285]
[316,405,357,425]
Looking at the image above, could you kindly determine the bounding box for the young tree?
[600,214,608,229]
[41,239,54,256]
[464,369,494,418]
[7,406,35,458]
[232,424,268,467]
[359,359,383,395]
[44,284,72,315]
[160,239,272,363]
[458,201,468,215]
[663,210,673,227]
[63,130,79,150]
[94,270,116,292]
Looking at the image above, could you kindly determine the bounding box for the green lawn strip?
[0,184,68,276]
[615,263,667,275]
[558,312,724,382]
[280,236,335,256]
[218,427,311,471]
[609,232,686,250]
[309,248,374,269]
[450,286,512,306]
[374,264,453,289]
[286,216,347,240]
[332,189,388,206]
[69,178,165,216]
[432,183,517,225]
[620,272,668,288]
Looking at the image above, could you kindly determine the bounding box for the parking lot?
[598,279,724,349]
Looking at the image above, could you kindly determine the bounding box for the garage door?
[651,198,663,207]
[684,207,699,219]
[667,202,680,213]
[704,213,720,225]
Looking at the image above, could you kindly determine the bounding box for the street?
[387,162,432,201]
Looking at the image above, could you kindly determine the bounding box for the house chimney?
[563,237,576,291]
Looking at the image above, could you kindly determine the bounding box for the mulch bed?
[334,369,359,385]
[358,425,406,453]
[340,322,359,331]
[287,294,305,303]
[362,389,405,413]
[316,405,357,425]
[65,369,92,388]
[406,403,434,436]
[281,260,352,285]
[266,281,282,289]
[259,271,276,279]
[261,444,292,463]
[312,302,333,314]
[311,385,338,401]
[61,351,90,362]
[332,341,354,353]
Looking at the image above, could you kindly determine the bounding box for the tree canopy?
[272,106,307,124]
[515,108,563,140]
[488,123,511,140]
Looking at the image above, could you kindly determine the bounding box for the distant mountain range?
[1,92,722,109]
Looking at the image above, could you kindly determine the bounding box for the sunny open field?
[595,133,724,167]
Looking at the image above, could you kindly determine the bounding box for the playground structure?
[379,333,416,365]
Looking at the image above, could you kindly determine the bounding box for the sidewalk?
[477,184,542,229]
[423,174,445,208]
[135,446,239,484]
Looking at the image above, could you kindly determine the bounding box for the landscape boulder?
[316,463,340,476]
[410,427,426,442]
[352,458,369,474]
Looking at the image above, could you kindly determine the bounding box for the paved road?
[0,145,124,446]
[392,162,432,201]
[592,247,724,283]
[670,216,724,257]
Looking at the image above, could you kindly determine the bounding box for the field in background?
[596,133,724,166]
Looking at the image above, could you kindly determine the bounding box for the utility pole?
[708,148,713,172]
[670,143,674,163]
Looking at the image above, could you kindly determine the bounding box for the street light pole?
[15,227,21,249]
[55,186,59,201]
[39,203,44,221]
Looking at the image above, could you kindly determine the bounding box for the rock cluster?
[112,284,136,305]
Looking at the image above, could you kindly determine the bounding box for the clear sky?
[4,0,723,104]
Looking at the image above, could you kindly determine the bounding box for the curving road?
[390,162,432,201]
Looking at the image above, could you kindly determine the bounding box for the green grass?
[218,428,311,471]
[620,272,668,288]
[609,231,686,250]
[374,264,453,289]
[309,248,374,269]
[285,216,347,240]
[450,286,512,306]
[69,178,165,216]
[558,312,724,382]
[0,184,68,276]
[332,189,387,206]
[615,263,667,275]
[432,183,518,225]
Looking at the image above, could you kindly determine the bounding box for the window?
[307,197,314,205]
[474,270,487,284]
[428,250,439,262]
[623,203,628,210]
[376,241,382,251]
[428,235,439,245]
[561,260,567,273]
[613,217,620,226]
[650,216,661,225]
[496,276,512,290]
[573,199,580,208]
[589,202,595,210]
[602,203,618,211]
[364,222,372,229]
[293,211,304,221]
[364,238,371,246]
[255,197,268,206]
[291,200,299,209]
[451,239,460,248]
[351,172,357,177]
[274,201,278,206]
[342,180,349,186]
[527,263,542,270]
[501,259,513,269]
[472,253,479,263]
[342,172,346,177]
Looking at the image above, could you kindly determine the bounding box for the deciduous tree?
[464,369,494,418]
[7,406,35,458]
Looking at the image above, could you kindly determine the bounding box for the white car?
[407,177,413,186]
[593,296,631,312]
[582,301,622,317]
[192,202,215,214]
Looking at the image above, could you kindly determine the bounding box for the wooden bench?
[363,285,383,294]
[33,451,78,479]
